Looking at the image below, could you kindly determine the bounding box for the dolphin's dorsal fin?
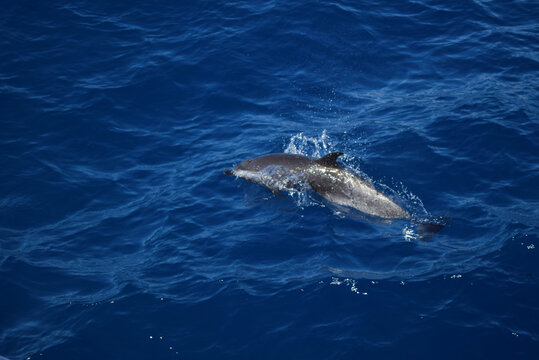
[315,152,344,168]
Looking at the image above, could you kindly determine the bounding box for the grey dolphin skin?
[225,152,445,236]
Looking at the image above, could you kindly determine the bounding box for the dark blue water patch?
[1,0,539,359]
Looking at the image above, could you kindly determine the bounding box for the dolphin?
[225,152,409,218]
[225,152,446,235]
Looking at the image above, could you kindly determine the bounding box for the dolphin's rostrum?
[225,152,409,219]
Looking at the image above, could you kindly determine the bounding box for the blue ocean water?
[1,0,538,359]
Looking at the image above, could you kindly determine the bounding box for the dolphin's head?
[224,157,257,176]
[224,153,313,177]
[225,157,270,176]
[236,158,261,171]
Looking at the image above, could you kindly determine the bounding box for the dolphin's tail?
[415,216,451,240]
[224,169,233,175]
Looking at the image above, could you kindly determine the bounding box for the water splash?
[284,130,333,158]
[375,180,430,220]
